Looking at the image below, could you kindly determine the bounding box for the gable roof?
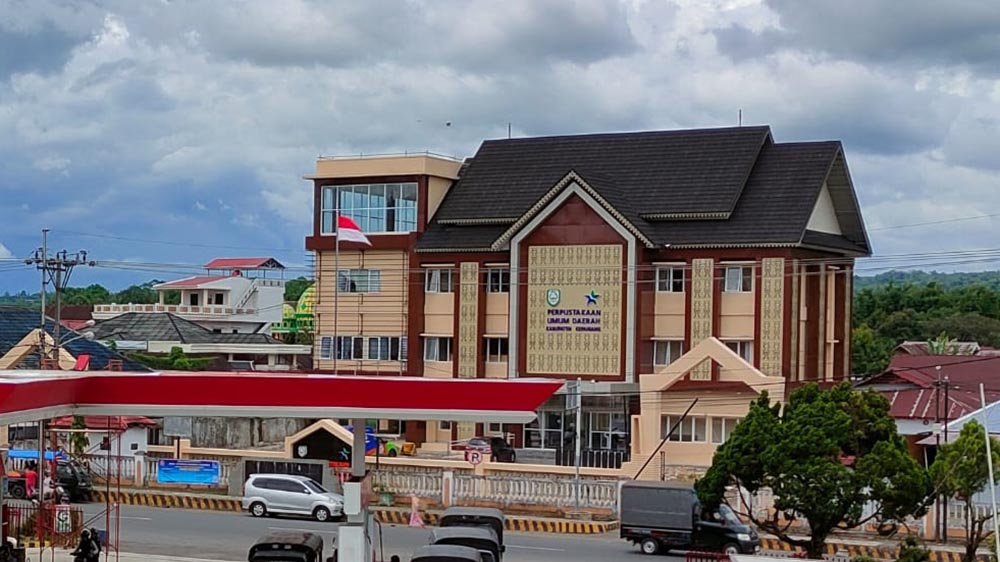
[205,257,285,270]
[154,276,231,289]
[416,126,870,255]
[92,312,283,345]
[0,306,149,371]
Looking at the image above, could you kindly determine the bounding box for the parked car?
[453,438,516,463]
[249,531,325,562]
[242,474,344,522]
[619,481,760,556]
[430,526,502,562]
[344,425,400,457]
[410,545,483,562]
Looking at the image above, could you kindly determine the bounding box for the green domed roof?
[296,285,315,318]
[282,303,295,320]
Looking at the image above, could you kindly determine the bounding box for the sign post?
[464,450,483,466]
[566,378,582,513]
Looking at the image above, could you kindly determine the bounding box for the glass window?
[334,336,363,360]
[319,336,333,360]
[320,182,419,234]
[725,340,754,363]
[304,480,326,493]
[711,417,741,444]
[487,268,510,293]
[337,269,380,293]
[484,338,509,363]
[661,415,708,443]
[723,265,754,293]
[439,421,452,431]
[656,266,684,293]
[653,340,684,366]
[525,411,566,450]
[425,269,454,293]
[368,337,403,361]
[424,337,454,362]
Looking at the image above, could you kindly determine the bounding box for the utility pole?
[25,230,94,366]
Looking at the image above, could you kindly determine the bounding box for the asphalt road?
[78,504,678,562]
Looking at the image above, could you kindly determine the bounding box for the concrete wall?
[189,417,308,449]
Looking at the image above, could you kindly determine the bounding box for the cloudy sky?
[1,0,999,291]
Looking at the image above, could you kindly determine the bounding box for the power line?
[870,212,1000,232]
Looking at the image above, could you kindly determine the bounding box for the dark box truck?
[620,481,760,556]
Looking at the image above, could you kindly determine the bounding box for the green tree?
[69,415,89,455]
[130,346,215,371]
[696,383,931,558]
[852,323,894,376]
[930,420,1000,562]
[62,284,112,305]
[921,313,1000,348]
[284,277,312,302]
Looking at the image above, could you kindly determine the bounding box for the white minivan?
[242,473,344,522]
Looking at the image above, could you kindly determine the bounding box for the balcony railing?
[93,303,258,316]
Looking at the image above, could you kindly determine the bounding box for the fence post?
[442,470,453,507]
[134,453,144,488]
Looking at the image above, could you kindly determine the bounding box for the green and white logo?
[545,288,561,307]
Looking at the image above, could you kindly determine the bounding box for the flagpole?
[334,212,340,375]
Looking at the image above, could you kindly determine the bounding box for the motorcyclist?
[71,529,97,562]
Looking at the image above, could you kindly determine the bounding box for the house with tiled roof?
[303,125,870,472]
[92,257,287,335]
[855,354,1000,454]
[92,312,311,371]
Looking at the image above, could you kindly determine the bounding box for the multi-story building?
[305,127,870,468]
[93,258,287,335]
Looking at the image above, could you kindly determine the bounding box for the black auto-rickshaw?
[438,507,505,549]
[248,532,324,562]
[430,527,501,562]
[410,545,483,562]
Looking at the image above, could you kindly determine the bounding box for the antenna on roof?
[508,122,512,139]
[738,109,743,127]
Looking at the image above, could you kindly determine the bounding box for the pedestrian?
[408,496,424,528]
[71,529,96,562]
[24,462,37,500]
[88,527,102,562]
[390,556,400,562]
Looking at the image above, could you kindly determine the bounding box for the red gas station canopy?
[0,371,562,425]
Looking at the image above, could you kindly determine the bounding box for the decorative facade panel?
[689,258,714,380]
[790,261,800,382]
[817,264,827,381]
[457,262,479,378]
[526,245,622,376]
[759,258,785,378]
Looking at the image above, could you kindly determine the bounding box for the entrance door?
[456,422,476,441]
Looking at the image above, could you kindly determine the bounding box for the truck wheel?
[9,484,25,500]
[388,448,397,458]
[724,543,740,556]
[640,538,659,555]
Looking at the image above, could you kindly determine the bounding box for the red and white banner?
[337,215,371,246]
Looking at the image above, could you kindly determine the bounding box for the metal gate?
[243,460,323,482]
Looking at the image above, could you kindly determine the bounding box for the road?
[77,504,677,562]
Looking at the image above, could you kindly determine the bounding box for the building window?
[321,182,418,234]
[487,268,510,293]
[323,336,362,360]
[368,336,404,361]
[189,293,199,306]
[588,412,629,450]
[661,415,707,442]
[656,266,684,293]
[711,417,741,444]
[425,268,454,293]
[484,338,509,363]
[213,293,225,305]
[423,337,454,362]
[525,411,565,449]
[337,269,381,293]
[653,340,684,366]
[723,265,754,293]
[725,340,754,363]
[439,421,452,431]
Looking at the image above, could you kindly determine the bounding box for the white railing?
[452,473,620,510]
[80,454,137,480]
[371,469,444,500]
[93,303,258,316]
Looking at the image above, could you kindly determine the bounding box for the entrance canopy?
[0,370,562,425]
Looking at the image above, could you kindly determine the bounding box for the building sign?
[526,245,623,376]
[156,459,221,486]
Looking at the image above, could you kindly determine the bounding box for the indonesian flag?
[336,215,372,246]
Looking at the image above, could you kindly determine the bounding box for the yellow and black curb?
[760,538,987,562]
[89,490,241,512]
[17,538,51,548]
[372,509,616,535]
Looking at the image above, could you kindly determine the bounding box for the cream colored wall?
[806,182,842,235]
[312,155,461,180]
[484,362,507,379]
[314,249,408,371]
[656,390,754,467]
[427,177,453,222]
[484,293,509,335]
[718,292,755,339]
[424,293,455,335]
[424,361,453,378]
[653,293,685,338]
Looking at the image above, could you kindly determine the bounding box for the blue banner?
[156,459,220,485]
